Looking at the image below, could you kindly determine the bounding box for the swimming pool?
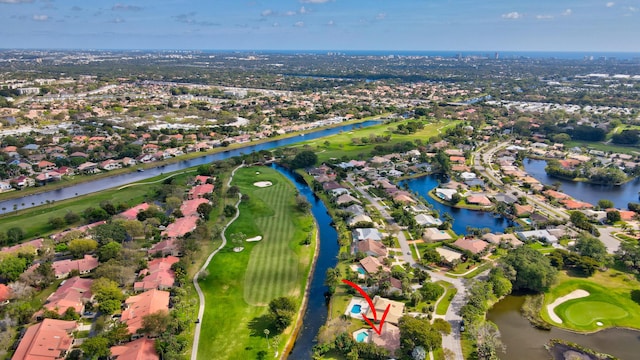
[351,304,362,314]
[355,331,368,343]
[357,267,366,275]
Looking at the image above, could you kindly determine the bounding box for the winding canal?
[272,164,339,359]
[0,120,380,215]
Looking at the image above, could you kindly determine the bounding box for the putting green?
[557,300,628,327]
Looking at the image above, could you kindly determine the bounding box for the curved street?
[191,164,243,360]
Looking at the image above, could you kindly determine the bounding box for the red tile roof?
[0,284,11,302]
[121,289,170,334]
[110,338,159,360]
[194,175,211,185]
[453,237,489,254]
[188,184,214,199]
[1,238,44,254]
[161,217,198,239]
[52,255,99,278]
[561,199,593,209]
[134,256,179,292]
[119,203,150,220]
[45,277,93,315]
[147,239,179,256]
[13,319,77,360]
[544,189,570,200]
[180,198,209,217]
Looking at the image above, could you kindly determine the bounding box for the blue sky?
[1,0,639,51]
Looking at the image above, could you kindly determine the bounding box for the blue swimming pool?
[357,267,366,275]
[351,304,362,314]
[355,331,368,343]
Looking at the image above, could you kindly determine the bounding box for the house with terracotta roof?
[0,284,11,304]
[561,199,594,210]
[609,209,637,221]
[369,323,400,355]
[44,277,93,315]
[188,184,214,199]
[13,319,77,360]
[37,160,56,171]
[161,217,198,239]
[543,189,570,200]
[119,203,150,220]
[180,198,210,217]
[110,338,159,360]
[356,239,388,257]
[482,233,523,247]
[1,238,44,255]
[134,256,179,292]
[121,289,170,334]
[52,255,99,279]
[449,156,466,164]
[423,227,452,242]
[194,175,211,185]
[453,237,490,255]
[466,194,492,206]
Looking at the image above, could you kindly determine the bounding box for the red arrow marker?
[342,279,391,335]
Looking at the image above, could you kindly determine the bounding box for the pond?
[401,175,516,235]
[524,158,640,209]
[487,295,640,360]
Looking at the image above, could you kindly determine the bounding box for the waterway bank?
[400,175,516,235]
[0,119,382,215]
[487,295,640,360]
[272,164,341,359]
[524,158,640,209]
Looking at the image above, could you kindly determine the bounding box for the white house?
[0,181,12,192]
[415,214,442,227]
[435,188,457,201]
[460,172,477,181]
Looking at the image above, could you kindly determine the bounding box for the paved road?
[191,164,243,360]
[348,175,466,359]
[597,226,622,254]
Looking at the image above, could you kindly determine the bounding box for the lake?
[401,175,516,235]
[524,158,640,209]
[488,295,640,360]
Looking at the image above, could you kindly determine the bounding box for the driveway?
[597,226,621,254]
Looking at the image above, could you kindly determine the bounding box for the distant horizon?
[2,48,640,59]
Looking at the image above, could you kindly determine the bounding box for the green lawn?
[541,270,640,332]
[295,119,460,162]
[435,281,457,316]
[197,166,315,359]
[566,140,640,155]
[0,170,195,240]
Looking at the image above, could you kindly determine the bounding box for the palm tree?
[411,291,423,307]
[264,329,270,349]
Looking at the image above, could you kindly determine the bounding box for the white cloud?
[561,9,572,16]
[502,12,523,20]
[300,0,332,3]
[375,12,386,20]
[110,17,125,23]
[628,6,638,12]
[293,21,304,27]
[261,9,274,17]
[272,22,279,27]
[327,19,335,26]
[0,0,34,3]
[536,15,554,20]
[606,2,615,7]
[299,6,308,14]
[284,10,296,16]
[32,14,49,21]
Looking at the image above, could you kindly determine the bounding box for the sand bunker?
[547,289,590,323]
[253,181,272,188]
[246,236,262,242]
[233,247,244,252]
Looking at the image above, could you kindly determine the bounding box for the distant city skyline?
[1,0,639,52]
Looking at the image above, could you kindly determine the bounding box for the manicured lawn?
[566,140,640,155]
[197,166,315,359]
[0,170,196,240]
[295,119,460,162]
[541,270,640,332]
[435,281,457,316]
